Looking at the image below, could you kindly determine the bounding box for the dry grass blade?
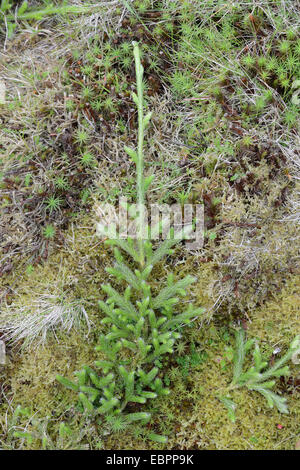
[0,295,90,347]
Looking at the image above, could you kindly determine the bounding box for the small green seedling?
[220,330,300,422]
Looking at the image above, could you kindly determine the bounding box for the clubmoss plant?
[2,406,91,450]
[220,330,300,423]
[56,42,204,440]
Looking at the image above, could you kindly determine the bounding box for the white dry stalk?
[0,340,6,365]
[277,141,300,224]
[282,191,300,224]
[0,80,5,104]
[0,296,90,347]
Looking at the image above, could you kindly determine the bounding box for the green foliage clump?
[0,405,94,450]
[220,330,300,422]
[43,224,55,239]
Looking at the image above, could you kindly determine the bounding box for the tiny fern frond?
[151,275,196,309]
[106,261,141,290]
[221,332,300,421]
[105,238,141,263]
[101,285,139,320]
[145,234,181,267]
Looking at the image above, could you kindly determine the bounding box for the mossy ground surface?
[0,0,299,450]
